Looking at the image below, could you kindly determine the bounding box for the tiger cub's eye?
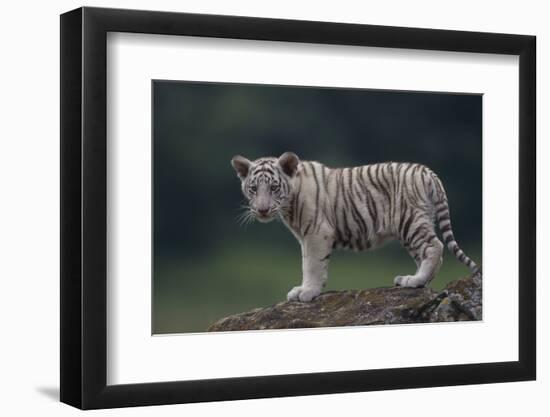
[249,185,257,193]
[270,185,279,192]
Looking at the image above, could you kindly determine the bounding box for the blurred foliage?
[153,81,482,334]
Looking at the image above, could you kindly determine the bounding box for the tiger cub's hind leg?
[394,227,444,288]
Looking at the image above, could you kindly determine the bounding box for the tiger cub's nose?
[258,208,269,216]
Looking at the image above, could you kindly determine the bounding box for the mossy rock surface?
[208,275,482,331]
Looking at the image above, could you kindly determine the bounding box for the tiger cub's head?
[231,152,300,223]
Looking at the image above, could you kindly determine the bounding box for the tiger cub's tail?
[430,172,481,277]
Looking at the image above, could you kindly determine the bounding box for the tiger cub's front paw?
[394,275,426,288]
[287,286,321,302]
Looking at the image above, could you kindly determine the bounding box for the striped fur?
[231,152,481,302]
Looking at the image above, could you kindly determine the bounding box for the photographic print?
[61,8,536,408]
[153,81,482,334]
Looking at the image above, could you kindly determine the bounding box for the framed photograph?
[60,6,536,409]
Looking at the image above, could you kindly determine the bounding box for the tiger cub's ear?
[278,152,300,177]
[231,155,252,179]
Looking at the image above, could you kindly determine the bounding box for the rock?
[430,274,482,322]
[207,275,482,332]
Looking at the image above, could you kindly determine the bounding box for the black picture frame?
[60,6,536,410]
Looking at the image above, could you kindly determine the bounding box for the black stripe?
[344,171,367,240]
[309,162,321,232]
[342,168,357,234]
[395,163,405,198]
[348,188,368,237]
[440,224,451,233]
[338,170,352,242]
[298,201,305,229]
[365,188,377,230]
[387,163,397,224]
[397,188,408,233]
[321,253,331,261]
[287,195,294,224]
[364,166,382,231]
[335,228,344,246]
[398,200,406,234]
[341,206,353,245]
[375,164,391,203]
[334,169,342,237]
[303,221,312,236]
[356,167,367,191]
[438,212,450,222]
[292,176,303,227]
[375,165,392,230]
[365,165,382,194]
[410,238,425,253]
[401,211,415,241]
[408,227,428,247]
[346,169,368,236]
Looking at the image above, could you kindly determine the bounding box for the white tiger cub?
[231,152,480,302]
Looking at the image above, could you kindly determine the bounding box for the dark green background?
[153,81,482,334]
